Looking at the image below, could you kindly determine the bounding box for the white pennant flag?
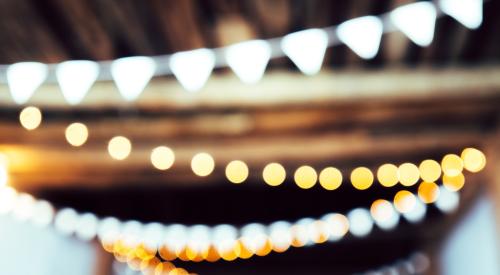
[281,29,328,75]
[390,2,437,47]
[56,60,99,105]
[7,62,48,104]
[337,16,383,59]
[440,0,483,29]
[111,56,156,101]
[226,40,271,84]
[169,48,215,92]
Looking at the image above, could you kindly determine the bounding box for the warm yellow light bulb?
[370,199,393,222]
[294,165,317,189]
[443,173,465,192]
[461,148,486,173]
[150,146,175,170]
[350,167,373,190]
[394,190,416,213]
[319,167,342,190]
[418,181,440,203]
[441,154,463,177]
[108,136,132,160]
[191,153,215,177]
[65,122,89,147]
[19,106,42,130]
[225,160,249,184]
[419,159,441,183]
[377,163,399,187]
[262,163,286,187]
[398,163,420,187]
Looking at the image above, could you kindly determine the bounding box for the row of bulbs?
[0,156,462,265]
[2,0,483,105]
[18,106,486,191]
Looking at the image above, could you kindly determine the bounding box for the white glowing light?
[403,198,427,223]
[0,165,7,187]
[212,224,238,253]
[293,218,316,246]
[31,200,54,227]
[0,187,17,214]
[188,225,211,253]
[435,185,460,213]
[321,213,349,241]
[337,16,383,59]
[97,217,122,242]
[111,56,156,101]
[56,60,99,105]
[6,62,48,104]
[143,222,165,251]
[268,221,292,251]
[164,224,188,252]
[169,48,215,92]
[390,2,437,46]
[440,0,483,29]
[373,203,400,231]
[241,223,268,253]
[121,220,143,247]
[347,208,373,237]
[75,213,99,241]
[226,40,271,84]
[12,193,35,222]
[54,208,79,236]
[281,29,328,75]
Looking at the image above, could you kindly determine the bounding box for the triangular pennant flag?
[281,29,328,75]
[56,60,99,105]
[337,16,383,59]
[6,62,48,104]
[440,0,483,29]
[226,40,271,84]
[390,2,437,46]
[111,56,156,101]
[169,48,215,92]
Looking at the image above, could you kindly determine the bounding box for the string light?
[0,163,8,187]
[390,2,437,46]
[191,153,215,177]
[151,146,175,170]
[336,16,383,59]
[318,167,343,190]
[294,165,318,189]
[417,181,440,204]
[394,190,416,213]
[347,208,373,237]
[6,62,48,104]
[377,163,399,188]
[442,173,465,192]
[226,40,271,84]
[281,29,328,75]
[439,0,483,29]
[370,199,399,230]
[435,185,460,213]
[225,160,249,184]
[19,106,42,130]
[350,167,374,190]
[56,60,99,105]
[441,154,464,177]
[65,122,89,147]
[419,159,441,183]
[262,163,286,187]
[170,49,215,92]
[398,163,420,187]
[108,136,132,160]
[111,56,156,101]
[461,147,486,172]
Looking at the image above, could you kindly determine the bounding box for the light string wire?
[0,0,485,101]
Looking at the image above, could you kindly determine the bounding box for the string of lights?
[0,0,484,105]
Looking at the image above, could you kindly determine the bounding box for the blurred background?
[0,0,499,274]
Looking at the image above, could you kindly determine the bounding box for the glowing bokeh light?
[418,181,440,204]
[56,60,99,105]
[390,2,437,46]
[461,148,486,173]
[441,154,464,177]
[440,0,483,29]
[170,48,215,92]
[419,159,441,183]
[75,213,99,241]
[443,173,465,192]
[321,213,349,241]
[191,152,215,177]
[54,208,79,236]
[398,163,420,187]
[319,167,342,190]
[268,221,292,253]
[0,186,18,214]
[225,160,249,184]
[19,106,42,130]
[150,146,175,170]
[108,136,132,160]
[350,167,374,190]
[7,62,48,104]
[370,199,399,230]
[347,208,373,237]
[0,165,8,187]
[337,16,383,59]
[262,162,286,187]
[65,122,89,147]
[377,163,399,187]
[31,200,54,228]
[394,190,416,213]
[281,29,328,75]
[12,193,35,222]
[226,40,271,84]
[403,199,427,223]
[435,185,460,213]
[111,56,156,101]
[294,165,318,189]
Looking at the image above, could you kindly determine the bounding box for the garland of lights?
[0,0,484,105]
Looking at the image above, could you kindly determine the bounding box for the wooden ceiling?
[0,0,499,67]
